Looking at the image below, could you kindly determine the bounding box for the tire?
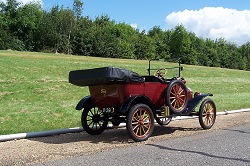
[199,99,216,129]
[126,104,155,142]
[81,106,108,135]
[166,80,188,114]
[155,115,172,126]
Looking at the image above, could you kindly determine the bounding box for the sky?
[1,0,250,45]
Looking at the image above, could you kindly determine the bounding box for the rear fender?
[185,93,213,114]
[119,95,155,115]
[75,96,94,110]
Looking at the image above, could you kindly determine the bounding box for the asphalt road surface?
[32,124,250,166]
[1,111,250,165]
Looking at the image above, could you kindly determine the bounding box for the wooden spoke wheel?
[166,80,188,114]
[81,106,108,135]
[199,99,216,129]
[126,104,155,142]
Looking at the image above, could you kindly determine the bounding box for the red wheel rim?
[202,102,215,127]
[169,83,187,111]
[131,107,153,138]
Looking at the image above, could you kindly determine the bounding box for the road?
[1,111,250,165]
[32,124,250,166]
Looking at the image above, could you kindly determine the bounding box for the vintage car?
[69,61,216,142]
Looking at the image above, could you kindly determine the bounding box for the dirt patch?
[1,111,250,165]
[0,92,13,99]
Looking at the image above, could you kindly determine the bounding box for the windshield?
[148,61,182,79]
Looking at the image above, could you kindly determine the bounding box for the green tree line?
[1,0,250,70]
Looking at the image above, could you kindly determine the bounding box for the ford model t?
[69,61,216,142]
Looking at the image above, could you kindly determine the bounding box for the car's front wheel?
[199,99,216,129]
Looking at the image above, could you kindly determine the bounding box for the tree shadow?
[146,143,250,164]
[222,128,250,134]
[29,125,201,145]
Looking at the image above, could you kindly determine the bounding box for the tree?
[113,23,137,59]
[36,5,75,53]
[73,0,83,19]
[91,15,113,57]
[148,26,170,60]
[1,0,249,71]
[239,42,250,70]
[35,6,60,52]
[71,16,94,56]
[215,38,228,68]
[0,0,26,50]
[2,0,20,33]
[202,39,220,67]
[92,15,135,58]
[134,31,155,60]
[169,25,197,64]
[226,43,243,69]
[16,2,43,50]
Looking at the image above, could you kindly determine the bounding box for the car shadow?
[29,125,201,145]
[152,125,202,137]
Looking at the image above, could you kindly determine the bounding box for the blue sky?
[43,0,250,45]
[41,0,249,30]
[1,0,250,45]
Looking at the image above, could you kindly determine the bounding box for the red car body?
[69,64,216,142]
[89,80,192,109]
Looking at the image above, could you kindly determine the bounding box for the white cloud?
[165,7,250,45]
[130,23,138,30]
[130,23,148,33]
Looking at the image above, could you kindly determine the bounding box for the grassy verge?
[0,50,250,135]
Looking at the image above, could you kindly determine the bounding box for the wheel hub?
[92,114,101,123]
[175,94,180,99]
[137,119,144,126]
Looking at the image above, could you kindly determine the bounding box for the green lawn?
[0,50,250,135]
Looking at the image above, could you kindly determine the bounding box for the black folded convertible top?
[69,67,144,86]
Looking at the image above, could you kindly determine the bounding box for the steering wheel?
[154,68,167,78]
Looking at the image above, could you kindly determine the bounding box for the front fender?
[119,95,155,114]
[185,93,213,114]
[75,96,94,110]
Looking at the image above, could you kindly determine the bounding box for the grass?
[0,50,250,135]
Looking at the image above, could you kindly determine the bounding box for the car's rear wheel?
[126,104,154,142]
[166,80,188,114]
[81,106,108,135]
[199,99,216,129]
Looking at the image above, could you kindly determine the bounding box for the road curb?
[1,108,250,142]
[0,127,84,142]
